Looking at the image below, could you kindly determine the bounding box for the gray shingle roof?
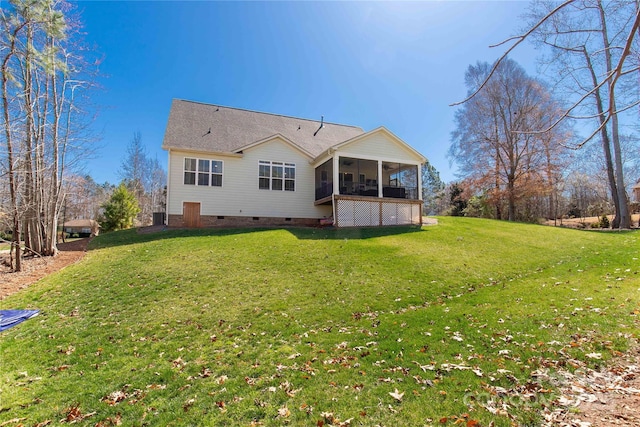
[162,99,365,158]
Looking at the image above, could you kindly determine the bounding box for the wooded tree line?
[49,133,166,236]
[0,0,96,271]
[1,1,165,271]
[447,0,639,228]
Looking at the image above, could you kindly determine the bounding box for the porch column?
[417,164,423,202]
[333,155,340,195]
[377,160,383,198]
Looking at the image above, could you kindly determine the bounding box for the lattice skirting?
[335,198,422,227]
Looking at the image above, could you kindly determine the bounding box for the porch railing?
[315,185,419,201]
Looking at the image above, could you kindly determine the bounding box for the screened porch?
[314,156,420,203]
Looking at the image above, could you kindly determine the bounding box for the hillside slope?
[1,218,638,426]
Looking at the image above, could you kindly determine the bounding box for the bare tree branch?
[450,0,575,107]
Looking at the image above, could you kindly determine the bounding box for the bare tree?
[421,161,445,215]
[453,0,639,228]
[62,174,113,223]
[118,132,166,225]
[149,155,167,217]
[449,59,570,222]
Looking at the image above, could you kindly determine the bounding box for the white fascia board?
[168,147,243,158]
[335,150,423,167]
[166,149,172,224]
[311,151,334,167]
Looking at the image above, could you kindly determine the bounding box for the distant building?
[63,219,100,237]
[633,181,640,202]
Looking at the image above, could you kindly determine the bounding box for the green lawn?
[1,218,638,426]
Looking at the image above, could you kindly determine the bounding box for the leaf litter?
[539,342,640,426]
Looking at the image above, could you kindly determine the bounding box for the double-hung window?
[259,160,295,191]
[197,159,210,186]
[284,163,295,191]
[184,158,197,185]
[184,158,223,187]
[259,161,271,190]
[211,161,223,186]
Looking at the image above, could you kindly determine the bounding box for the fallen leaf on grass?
[0,419,26,427]
[299,403,314,415]
[413,361,436,372]
[199,367,213,378]
[146,384,166,390]
[101,385,145,406]
[183,398,195,412]
[101,390,127,406]
[60,404,96,423]
[95,413,122,426]
[389,388,404,402]
[280,380,301,397]
[58,345,75,355]
[318,412,353,426]
[171,357,186,370]
[277,406,290,418]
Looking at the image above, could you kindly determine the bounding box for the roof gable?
[235,134,315,159]
[162,99,365,158]
[332,127,426,163]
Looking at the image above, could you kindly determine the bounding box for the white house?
[162,99,426,228]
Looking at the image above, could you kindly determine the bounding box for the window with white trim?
[184,158,223,187]
[258,160,295,191]
[184,158,196,185]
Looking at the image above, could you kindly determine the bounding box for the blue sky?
[77,1,540,184]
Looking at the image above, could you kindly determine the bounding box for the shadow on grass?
[90,225,428,249]
[286,225,426,240]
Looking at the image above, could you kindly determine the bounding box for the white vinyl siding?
[167,140,332,219]
[338,132,420,163]
[184,157,223,187]
[259,160,295,191]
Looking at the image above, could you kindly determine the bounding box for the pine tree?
[102,184,141,231]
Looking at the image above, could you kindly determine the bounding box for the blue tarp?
[0,310,39,332]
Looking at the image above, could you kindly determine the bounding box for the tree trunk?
[1,23,24,271]
[23,18,38,256]
[598,0,631,229]
[45,33,60,256]
[582,47,620,227]
[544,139,555,220]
